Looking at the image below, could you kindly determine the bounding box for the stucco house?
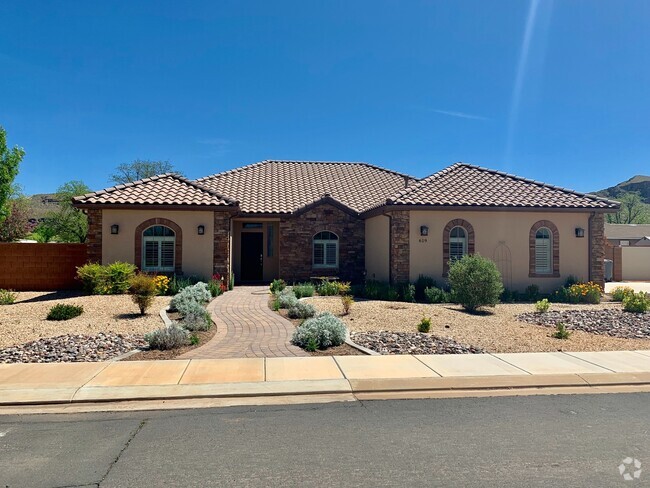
[72,160,619,291]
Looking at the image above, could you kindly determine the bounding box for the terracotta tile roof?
[605,223,650,239]
[72,174,236,207]
[196,160,417,214]
[385,163,620,210]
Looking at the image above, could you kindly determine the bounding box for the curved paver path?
[180,286,308,359]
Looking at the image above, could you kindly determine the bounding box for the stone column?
[213,211,231,285]
[389,210,410,284]
[589,212,605,288]
[85,208,102,263]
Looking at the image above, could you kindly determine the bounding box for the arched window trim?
[135,218,183,274]
[313,230,339,268]
[529,220,560,277]
[442,219,475,276]
[142,225,176,272]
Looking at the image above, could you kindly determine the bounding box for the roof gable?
[385,163,620,210]
[72,174,237,208]
[196,160,417,214]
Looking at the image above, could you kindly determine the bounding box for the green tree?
[0,127,25,225]
[607,191,649,224]
[40,180,91,242]
[0,197,30,242]
[448,254,504,312]
[110,159,178,184]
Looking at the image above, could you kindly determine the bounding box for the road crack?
[97,419,147,487]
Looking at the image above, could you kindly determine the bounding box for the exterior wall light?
[198,225,205,235]
[110,224,119,235]
[575,227,585,238]
[420,225,429,237]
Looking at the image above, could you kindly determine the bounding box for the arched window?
[142,225,175,272]
[313,231,339,268]
[534,227,552,274]
[449,226,467,261]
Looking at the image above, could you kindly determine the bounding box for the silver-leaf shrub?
[278,288,299,309]
[171,282,212,316]
[145,324,189,350]
[292,312,347,350]
[287,301,316,319]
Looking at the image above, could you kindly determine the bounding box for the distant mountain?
[26,193,60,222]
[596,175,650,203]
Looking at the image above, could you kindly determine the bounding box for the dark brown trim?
[291,196,361,218]
[135,218,183,274]
[361,204,617,219]
[74,203,236,211]
[442,219,475,277]
[529,220,560,278]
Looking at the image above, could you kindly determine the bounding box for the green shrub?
[424,286,449,304]
[47,303,84,321]
[623,292,650,313]
[189,333,200,346]
[0,289,17,305]
[167,275,197,295]
[363,279,384,299]
[208,275,225,298]
[341,295,354,315]
[399,283,416,303]
[293,283,315,298]
[500,288,521,303]
[386,285,400,301]
[292,312,347,350]
[229,272,234,290]
[129,274,157,315]
[270,279,286,293]
[417,316,431,333]
[611,286,635,302]
[524,284,540,302]
[564,275,580,287]
[145,325,188,350]
[552,323,571,340]
[317,280,340,296]
[534,298,550,313]
[414,275,436,302]
[448,254,504,312]
[278,288,298,309]
[272,295,280,311]
[76,262,136,294]
[288,301,316,319]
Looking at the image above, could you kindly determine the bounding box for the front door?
[241,232,264,282]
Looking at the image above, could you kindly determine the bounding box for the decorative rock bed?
[517,309,650,339]
[0,333,147,363]
[351,331,483,355]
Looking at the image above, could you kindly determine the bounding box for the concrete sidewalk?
[1,350,650,410]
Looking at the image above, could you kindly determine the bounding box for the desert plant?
[229,272,234,290]
[272,295,280,311]
[317,280,340,296]
[0,289,17,305]
[47,303,84,321]
[293,283,315,298]
[292,312,347,350]
[189,333,200,346]
[623,292,650,313]
[208,275,225,298]
[305,337,319,352]
[564,275,580,287]
[417,316,431,333]
[153,275,170,295]
[552,322,571,339]
[399,283,416,303]
[128,274,157,315]
[534,298,550,313]
[167,275,197,295]
[76,261,137,294]
[414,275,436,302]
[104,261,138,294]
[278,288,299,309]
[76,263,105,294]
[341,295,354,315]
[288,301,316,319]
[145,325,188,350]
[567,282,602,304]
[524,284,540,302]
[170,282,212,315]
[182,310,213,331]
[335,281,351,296]
[611,286,635,302]
[424,286,449,304]
[448,254,504,312]
[269,279,286,293]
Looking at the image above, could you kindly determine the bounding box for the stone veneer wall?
[278,203,364,282]
[589,212,605,287]
[86,208,102,263]
[388,210,410,283]
[213,211,231,285]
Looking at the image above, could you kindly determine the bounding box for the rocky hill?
[597,175,650,203]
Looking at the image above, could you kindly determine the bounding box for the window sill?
[528,272,560,278]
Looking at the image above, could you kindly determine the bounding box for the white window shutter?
[314,243,325,266]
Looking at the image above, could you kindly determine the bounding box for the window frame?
[534,227,552,274]
[449,226,468,262]
[528,220,560,278]
[142,225,176,272]
[312,231,339,268]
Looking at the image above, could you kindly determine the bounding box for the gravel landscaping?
[0,291,170,349]
[0,333,147,363]
[352,331,483,355]
[305,296,650,353]
[517,309,650,339]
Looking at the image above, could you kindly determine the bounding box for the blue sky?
[1,0,649,195]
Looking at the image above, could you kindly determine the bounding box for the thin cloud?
[430,109,489,121]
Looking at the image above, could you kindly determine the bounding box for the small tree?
[40,180,90,242]
[0,127,25,225]
[110,160,178,184]
[448,254,504,312]
[606,191,649,224]
[129,274,157,315]
[0,197,30,242]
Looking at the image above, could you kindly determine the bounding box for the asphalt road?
[1,393,649,487]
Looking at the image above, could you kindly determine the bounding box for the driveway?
[605,281,650,293]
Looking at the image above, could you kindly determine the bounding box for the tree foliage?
[39,180,91,242]
[606,191,650,224]
[0,197,30,242]
[110,160,178,184]
[0,127,25,225]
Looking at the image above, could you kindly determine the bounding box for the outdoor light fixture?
[420,225,429,237]
[198,225,205,235]
[110,224,119,235]
[575,227,585,238]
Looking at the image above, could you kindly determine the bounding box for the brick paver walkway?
[180,286,308,359]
